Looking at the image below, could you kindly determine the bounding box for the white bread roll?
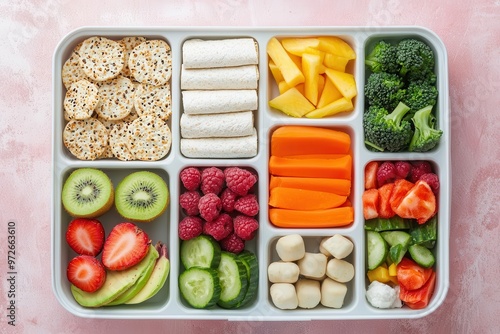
[181,64,259,90]
[180,111,253,138]
[182,90,257,115]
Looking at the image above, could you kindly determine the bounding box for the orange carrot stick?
[269,176,351,196]
[271,126,351,156]
[284,153,347,159]
[269,187,347,210]
[269,206,354,228]
[269,155,352,179]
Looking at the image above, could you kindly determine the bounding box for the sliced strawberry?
[364,161,379,190]
[362,189,379,219]
[102,222,150,271]
[66,218,105,256]
[389,179,415,213]
[396,257,433,290]
[393,180,436,224]
[378,182,395,218]
[67,255,106,292]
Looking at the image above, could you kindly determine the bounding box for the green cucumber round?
[180,235,221,269]
[217,252,249,309]
[179,267,221,309]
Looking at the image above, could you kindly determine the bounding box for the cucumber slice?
[366,231,388,270]
[408,244,435,268]
[364,216,412,232]
[179,267,221,308]
[217,252,249,309]
[410,215,437,247]
[389,244,407,265]
[236,250,259,308]
[381,231,412,247]
[180,235,221,269]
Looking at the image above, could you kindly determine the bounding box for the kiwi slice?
[115,171,169,222]
[61,168,114,218]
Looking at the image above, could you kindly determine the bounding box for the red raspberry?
[198,193,222,222]
[419,173,440,195]
[179,191,201,216]
[180,167,201,191]
[203,213,233,241]
[220,188,238,213]
[220,233,245,254]
[224,167,257,196]
[234,194,259,217]
[394,161,412,180]
[200,167,225,195]
[233,215,259,241]
[178,216,203,240]
[377,161,397,187]
[409,161,433,183]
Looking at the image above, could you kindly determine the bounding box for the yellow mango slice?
[302,52,322,106]
[323,53,350,72]
[278,81,304,95]
[304,47,325,63]
[305,97,353,118]
[269,87,315,117]
[317,74,325,101]
[269,60,284,83]
[317,77,343,108]
[317,36,356,60]
[267,37,305,87]
[281,38,320,56]
[324,68,357,99]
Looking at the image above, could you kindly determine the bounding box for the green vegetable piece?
[410,215,438,246]
[381,231,412,248]
[389,244,407,265]
[364,216,412,232]
[366,230,388,270]
[396,38,435,77]
[409,105,443,152]
[365,40,400,74]
[408,244,436,268]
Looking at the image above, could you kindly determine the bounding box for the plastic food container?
[51,26,450,320]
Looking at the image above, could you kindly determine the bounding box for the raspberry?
[233,215,259,241]
[224,167,257,196]
[179,191,201,216]
[220,188,238,213]
[394,161,412,180]
[200,167,225,195]
[198,193,222,222]
[234,194,259,217]
[180,167,201,191]
[203,213,233,241]
[377,161,397,187]
[409,161,433,183]
[220,233,245,254]
[419,173,440,195]
[178,216,203,240]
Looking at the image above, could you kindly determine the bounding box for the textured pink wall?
[1,0,499,333]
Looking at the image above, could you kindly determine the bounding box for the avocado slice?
[71,244,159,307]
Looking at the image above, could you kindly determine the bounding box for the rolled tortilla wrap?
[183,38,258,69]
[181,65,259,90]
[180,111,254,138]
[182,90,258,115]
[181,128,257,158]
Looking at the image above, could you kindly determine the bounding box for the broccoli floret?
[409,105,443,152]
[365,41,400,74]
[363,102,413,152]
[365,72,406,110]
[403,81,438,112]
[397,39,435,77]
[406,69,437,86]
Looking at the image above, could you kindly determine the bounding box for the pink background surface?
[1,0,499,333]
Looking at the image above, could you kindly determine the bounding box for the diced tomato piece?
[362,189,379,219]
[364,161,379,190]
[393,180,436,224]
[378,182,395,218]
[389,179,414,212]
[400,271,436,309]
[396,257,433,290]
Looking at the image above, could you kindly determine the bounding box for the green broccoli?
[396,39,435,77]
[409,105,443,152]
[365,72,406,110]
[403,80,438,112]
[365,41,400,74]
[363,102,413,152]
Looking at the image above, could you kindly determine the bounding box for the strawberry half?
[393,180,436,224]
[101,222,150,271]
[389,179,415,212]
[378,182,395,218]
[67,255,106,292]
[364,161,379,190]
[66,218,105,256]
[362,189,379,219]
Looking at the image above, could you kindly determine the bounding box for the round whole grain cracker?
[96,76,135,121]
[118,36,147,78]
[134,83,172,120]
[63,118,108,160]
[109,123,135,161]
[78,36,125,82]
[128,40,172,86]
[126,114,171,161]
[63,79,99,120]
[62,43,96,89]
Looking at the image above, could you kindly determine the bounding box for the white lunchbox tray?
[51,26,450,320]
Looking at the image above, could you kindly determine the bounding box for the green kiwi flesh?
[115,171,169,222]
[61,168,114,218]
